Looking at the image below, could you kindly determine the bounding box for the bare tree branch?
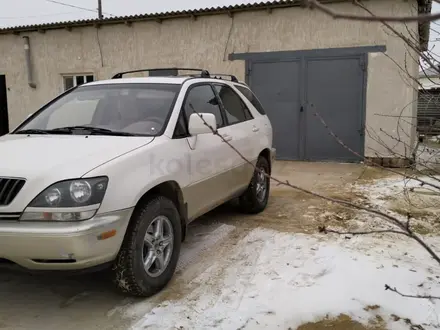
[352,0,440,75]
[385,284,440,300]
[302,0,440,23]
[303,0,440,23]
[319,227,411,237]
[312,109,440,191]
[189,109,440,266]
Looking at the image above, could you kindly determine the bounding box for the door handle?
[252,126,260,132]
[221,134,232,142]
[300,106,304,113]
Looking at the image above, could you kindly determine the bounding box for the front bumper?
[0,208,133,270]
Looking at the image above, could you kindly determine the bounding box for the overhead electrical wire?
[44,0,116,17]
[0,12,77,19]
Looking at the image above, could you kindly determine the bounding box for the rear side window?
[235,85,266,115]
[213,84,253,125]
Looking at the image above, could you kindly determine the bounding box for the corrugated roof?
[0,0,431,51]
[0,0,306,32]
[419,66,440,78]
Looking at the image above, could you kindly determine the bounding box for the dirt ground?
[0,161,389,330]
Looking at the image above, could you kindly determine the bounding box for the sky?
[1,0,440,63]
[0,0,259,27]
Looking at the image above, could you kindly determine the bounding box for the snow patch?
[131,228,440,330]
[347,175,440,232]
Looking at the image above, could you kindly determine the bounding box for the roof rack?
[111,67,210,79]
[111,68,240,83]
[210,74,239,82]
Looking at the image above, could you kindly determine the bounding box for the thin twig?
[353,0,440,74]
[319,227,410,237]
[312,110,440,191]
[189,110,440,266]
[302,0,440,23]
[385,284,440,300]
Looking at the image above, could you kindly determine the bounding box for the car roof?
[82,76,250,89]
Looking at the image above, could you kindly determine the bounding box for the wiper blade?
[50,126,136,136]
[15,129,50,135]
[50,126,112,133]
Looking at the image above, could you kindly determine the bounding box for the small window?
[173,111,188,138]
[63,74,95,91]
[235,85,266,115]
[183,84,224,128]
[214,84,253,125]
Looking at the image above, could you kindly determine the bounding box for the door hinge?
[359,61,366,72]
[358,127,365,136]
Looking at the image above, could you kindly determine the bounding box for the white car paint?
[0,74,274,273]
[0,134,155,212]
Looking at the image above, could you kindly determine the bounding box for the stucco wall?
[0,0,419,159]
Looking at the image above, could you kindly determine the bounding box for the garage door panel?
[251,61,301,160]
[305,57,364,161]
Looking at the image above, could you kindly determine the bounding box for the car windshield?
[16,83,181,136]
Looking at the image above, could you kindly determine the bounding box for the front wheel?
[239,156,270,214]
[112,196,182,297]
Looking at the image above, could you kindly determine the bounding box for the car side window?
[234,85,266,115]
[183,84,224,129]
[213,84,253,126]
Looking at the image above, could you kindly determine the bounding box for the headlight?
[20,177,108,221]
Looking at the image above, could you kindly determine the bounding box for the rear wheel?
[239,156,270,214]
[112,196,182,297]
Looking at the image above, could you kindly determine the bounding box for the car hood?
[0,134,154,180]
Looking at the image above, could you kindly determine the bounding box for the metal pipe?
[98,0,103,19]
[23,36,36,89]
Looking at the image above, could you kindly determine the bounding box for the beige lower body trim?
[183,161,256,222]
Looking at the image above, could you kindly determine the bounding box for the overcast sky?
[1,0,440,63]
[0,0,260,27]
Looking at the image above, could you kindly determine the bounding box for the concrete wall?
[0,0,419,159]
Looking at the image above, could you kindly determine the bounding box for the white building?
[0,0,432,165]
[418,66,440,135]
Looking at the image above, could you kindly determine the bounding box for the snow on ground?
[356,175,440,211]
[124,174,440,330]
[131,229,440,330]
[350,174,440,234]
[355,173,439,203]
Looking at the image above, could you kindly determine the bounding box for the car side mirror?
[188,113,217,136]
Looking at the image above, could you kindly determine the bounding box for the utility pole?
[98,0,103,19]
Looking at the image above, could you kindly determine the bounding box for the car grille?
[0,178,26,206]
[0,213,21,221]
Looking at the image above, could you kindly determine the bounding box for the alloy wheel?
[142,215,174,277]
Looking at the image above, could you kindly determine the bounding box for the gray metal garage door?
[249,55,365,162]
[251,61,302,160]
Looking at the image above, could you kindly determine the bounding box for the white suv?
[0,68,275,297]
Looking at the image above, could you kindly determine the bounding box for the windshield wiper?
[49,126,136,136]
[15,129,51,135]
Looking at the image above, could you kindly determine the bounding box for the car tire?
[112,196,182,297]
[238,156,270,214]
